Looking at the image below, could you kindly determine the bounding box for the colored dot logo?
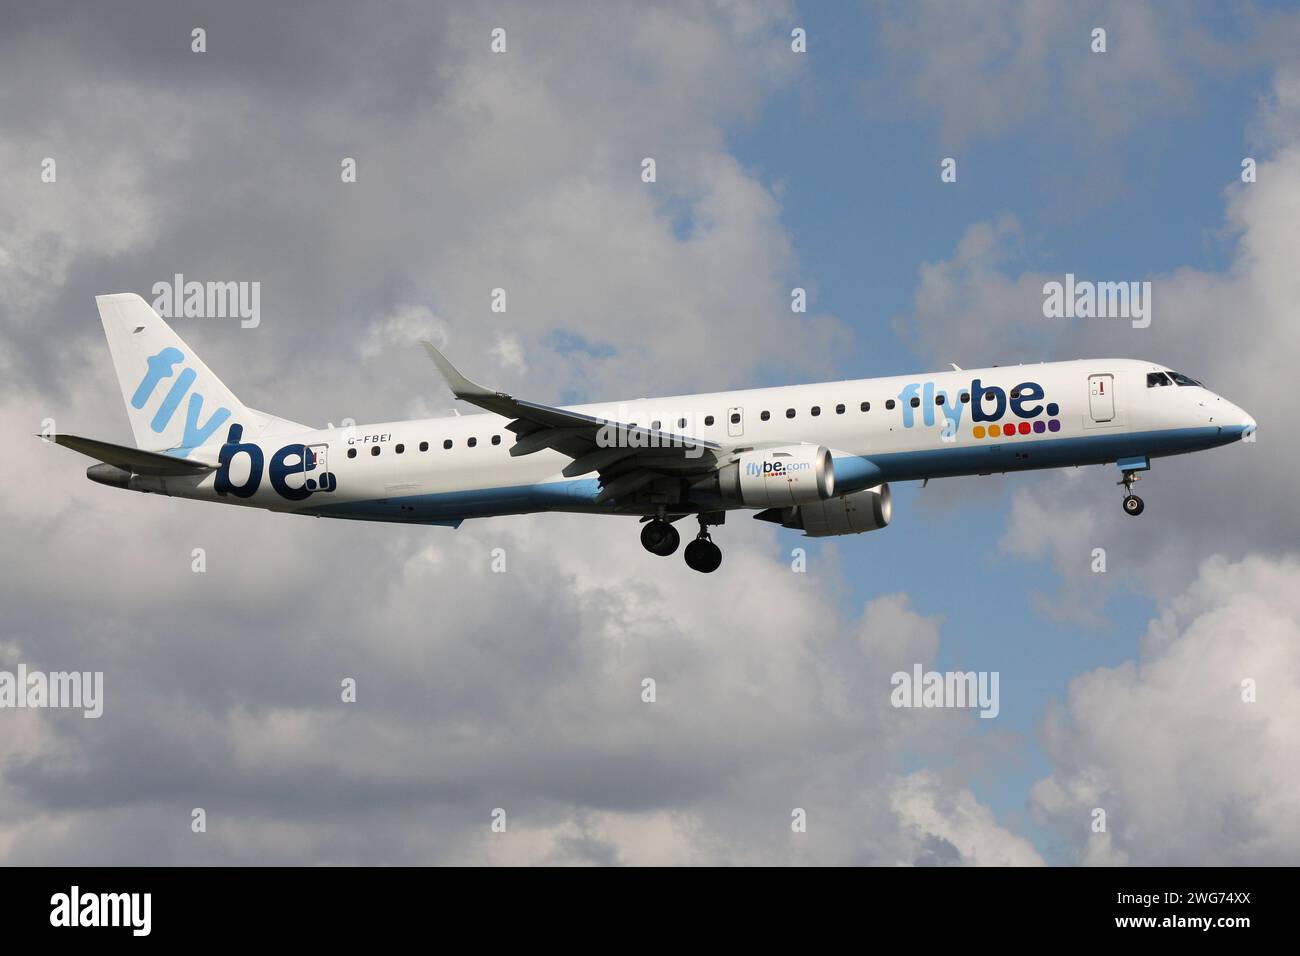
[972,403,1060,439]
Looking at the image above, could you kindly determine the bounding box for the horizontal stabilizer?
[45,434,214,476]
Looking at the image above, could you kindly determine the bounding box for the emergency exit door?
[727,406,744,437]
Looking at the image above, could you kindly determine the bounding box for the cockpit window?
[1167,370,1202,386]
[1147,372,1173,387]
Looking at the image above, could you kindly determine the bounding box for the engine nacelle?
[716,444,835,507]
[756,483,892,537]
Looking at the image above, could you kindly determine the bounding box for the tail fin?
[95,293,302,456]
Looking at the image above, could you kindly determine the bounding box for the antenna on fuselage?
[949,363,962,371]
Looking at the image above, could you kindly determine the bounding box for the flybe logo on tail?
[898,379,1061,438]
[132,347,231,454]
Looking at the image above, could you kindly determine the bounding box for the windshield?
[1167,370,1202,386]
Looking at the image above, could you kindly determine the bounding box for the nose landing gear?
[1118,470,1145,516]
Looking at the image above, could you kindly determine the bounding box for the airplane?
[47,293,1256,573]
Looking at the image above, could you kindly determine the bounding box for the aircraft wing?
[421,341,735,503]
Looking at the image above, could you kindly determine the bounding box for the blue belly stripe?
[303,426,1244,525]
[858,425,1241,483]
[303,477,605,524]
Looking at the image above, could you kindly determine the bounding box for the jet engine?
[715,444,835,507]
[755,483,892,537]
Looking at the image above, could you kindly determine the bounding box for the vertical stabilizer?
[95,293,284,456]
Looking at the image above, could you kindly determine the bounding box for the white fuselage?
[121,358,1253,527]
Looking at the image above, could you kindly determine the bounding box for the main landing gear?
[683,517,723,574]
[1118,470,1145,516]
[641,513,723,572]
[640,517,680,556]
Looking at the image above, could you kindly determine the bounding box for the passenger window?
[860,402,869,412]
[419,441,429,452]
[1010,388,1021,399]
[443,439,453,449]
[935,394,945,405]
[347,448,357,459]
[491,435,501,445]
[704,415,714,426]
[786,408,796,418]
[370,446,380,456]
[467,437,477,448]
[730,413,741,424]
[836,404,846,414]
[811,406,821,417]
[909,397,920,408]
[651,420,661,430]
[885,399,895,410]
[985,390,996,401]
[760,410,771,421]
[960,392,970,403]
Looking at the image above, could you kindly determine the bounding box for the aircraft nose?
[1219,398,1255,440]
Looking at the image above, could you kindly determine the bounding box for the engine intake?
[716,444,835,507]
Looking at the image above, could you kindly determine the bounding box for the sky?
[1,0,1297,865]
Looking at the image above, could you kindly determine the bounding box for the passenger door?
[1088,374,1115,423]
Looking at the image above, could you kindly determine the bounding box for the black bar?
[0,865,1286,941]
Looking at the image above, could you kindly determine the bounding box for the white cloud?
[858,592,942,663]
[1031,554,1300,865]
[891,770,1044,866]
[359,305,446,361]
[894,214,1053,366]
[870,0,1239,147]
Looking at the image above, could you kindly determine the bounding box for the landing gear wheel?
[684,538,722,573]
[640,519,680,556]
[1117,469,1145,516]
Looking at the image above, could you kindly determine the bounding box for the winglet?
[420,340,499,401]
